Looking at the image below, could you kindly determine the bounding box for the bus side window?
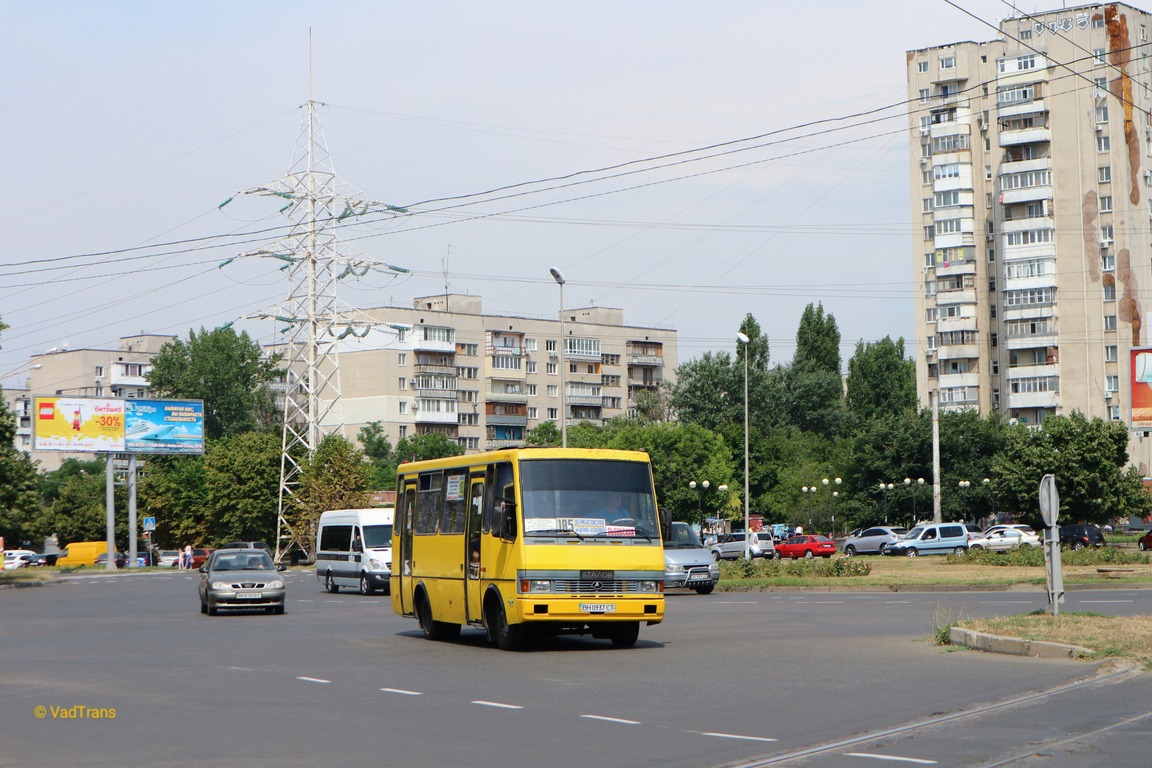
[499,484,517,540]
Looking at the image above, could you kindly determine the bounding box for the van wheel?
[485,594,525,651]
[953,546,967,556]
[416,591,459,642]
[905,548,919,557]
[359,575,374,595]
[325,572,339,594]
[1071,541,1085,551]
[610,621,640,648]
[693,583,715,595]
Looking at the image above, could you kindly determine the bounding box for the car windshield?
[214,553,273,571]
[901,526,925,540]
[362,524,392,548]
[520,459,658,539]
[666,523,704,550]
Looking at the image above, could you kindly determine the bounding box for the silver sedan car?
[198,549,287,615]
[840,526,908,556]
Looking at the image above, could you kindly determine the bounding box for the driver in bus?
[598,492,629,522]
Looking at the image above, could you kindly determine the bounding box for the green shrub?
[717,557,871,580]
[948,545,1149,567]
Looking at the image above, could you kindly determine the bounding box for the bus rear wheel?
[416,591,460,642]
[486,595,525,651]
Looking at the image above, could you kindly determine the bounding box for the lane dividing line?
[699,732,779,743]
[380,688,422,696]
[228,667,254,672]
[472,700,524,709]
[844,753,936,764]
[297,676,332,684]
[581,715,641,725]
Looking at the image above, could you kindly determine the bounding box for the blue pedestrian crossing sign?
[142,516,156,532]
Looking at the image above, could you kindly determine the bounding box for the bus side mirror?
[500,500,518,540]
[659,508,671,542]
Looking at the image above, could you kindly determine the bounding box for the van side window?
[320,525,353,552]
[941,525,964,538]
[922,528,937,540]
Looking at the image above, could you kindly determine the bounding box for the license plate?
[235,591,262,599]
[579,603,616,613]
[688,573,710,582]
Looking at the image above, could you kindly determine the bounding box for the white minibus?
[315,507,394,594]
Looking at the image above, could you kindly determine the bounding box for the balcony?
[486,414,528,427]
[627,354,664,367]
[413,337,455,354]
[1007,390,1060,410]
[937,343,980,360]
[413,387,457,400]
[486,389,528,403]
[414,363,456,376]
[565,394,603,407]
[999,127,1051,147]
[486,438,524,450]
[1005,333,1057,351]
[935,288,977,306]
[939,371,980,389]
[413,410,458,425]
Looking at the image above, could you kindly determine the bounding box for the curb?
[949,626,1096,659]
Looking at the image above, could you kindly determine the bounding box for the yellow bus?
[392,447,667,650]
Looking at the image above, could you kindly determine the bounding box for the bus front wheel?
[609,621,640,648]
[485,595,525,651]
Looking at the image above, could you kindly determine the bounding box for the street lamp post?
[822,477,841,536]
[736,332,751,559]
[958,480,971,520]
[904,477,925,526]
[549,268,567,448]
[689,480,709,534]
[982,478,995,524]
[878,482,894,524]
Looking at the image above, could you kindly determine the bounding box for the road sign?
[1039,474,1060,528]
[142,516,156,532]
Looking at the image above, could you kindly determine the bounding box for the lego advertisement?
[124,399,205,454]
[1130,349,1152,430]
[32,397,126,452]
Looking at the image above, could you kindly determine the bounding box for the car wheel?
[1071,541,1085,551]
[693,583,715,595]
[325,572,339,593]
[274,605,285,615]
[844,545,856,557]
[804,550,814,559]
[905,548,919,557]
[609,621,640,648]
[207,602,219,616]
[1140,540,1148,552]
[359,575,374,595]
[486,593,525,651]
[712,551,722,561]
[878,543,888,554]
[200,600,207,614]
[971,544,984,551]
[953,546,967,556]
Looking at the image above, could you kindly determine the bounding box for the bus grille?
[553,579,632,594]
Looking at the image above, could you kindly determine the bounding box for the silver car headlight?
[210,581,231,590]
[709,563,720,576]
[265,580,284,589]
[665,562,685,574]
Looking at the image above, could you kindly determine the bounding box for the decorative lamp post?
[549,268,567,448]
[822,477,841,535]
[983,478,995,524]
[958,479,971,519]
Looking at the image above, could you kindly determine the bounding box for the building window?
[1103,253,1115,271]
[991,359,999,375]
[1100,195,1113,212]
[525,361,537,374]
[1097,135,1111,152]
[398,426,407,438]
[1099,166,1112,183]
[1109,405,1121,421]
[924,225,936,240]
[1106,345,1119,362]
[547,385,558,397]
[545,339,556,352]
[918,61,928,72]
[919,88,931,102]
[923,197,933,213]
[546,362,557,375]
[524,338,537,352]
[1104,314,1118,331]
[95,366,104,378]
[398,352,407,366]
[399,402,408,415]
[398,377,407,391]
[547,408,558,420]
[1101,223,1114,243]
[1106,375,1120,393]
[1094,48,1107,65]
[1096,104,1109,123]
[1104,283,1116,301]
[527,384,537,396]
[1020,28,1032,39]
[940,55,956,69]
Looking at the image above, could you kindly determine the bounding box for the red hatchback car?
[776,534,837,559]
[1138,530,1152,552]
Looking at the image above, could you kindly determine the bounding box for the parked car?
[776,534,837,559]
[710,531,776,560]
[884,523,969,557]
[964,524,984,544]
[219,541,273,554]
[967,528,1040,552]
[983,524,1037,538]
[841,526,907,556]
[198,548,287,615]
[1058,524,1106,550]
[664,522,721,594]
[157,550,181,568]
[172,548,213,568]
[94,552,128,568]
[1138,530,1152,551]
[4,552,38,570]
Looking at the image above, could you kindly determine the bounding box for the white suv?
[709,532,776,560]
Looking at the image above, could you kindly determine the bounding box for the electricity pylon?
[240,100,409,562]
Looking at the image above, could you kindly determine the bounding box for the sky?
[1,0,1045,389]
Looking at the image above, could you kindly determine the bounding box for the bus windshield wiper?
[529,528,586,540]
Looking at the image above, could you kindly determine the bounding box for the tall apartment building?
[311,294,676,452]
[907,2,1152,470]
[2,334,176,470]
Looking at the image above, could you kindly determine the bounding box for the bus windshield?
[518,459,658,538]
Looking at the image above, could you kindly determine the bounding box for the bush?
[717,556,871,579]
[948,545,1149,567]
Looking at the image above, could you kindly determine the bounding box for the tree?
[845,336,916,420]
[146,327,282,440]
[668,351,741,431]
[357,421,394,490]
[0,392,40,548]
[137,454,210,549]
[203,431,282,546]
[794,302,841,376]
[289,434,372,556]
[393,433,464,465]
[525,421,561,447]
[37,471,128,548]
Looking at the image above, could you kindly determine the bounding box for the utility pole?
[237,100,410,562]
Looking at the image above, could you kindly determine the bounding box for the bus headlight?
[638,580,659,593]
[521,579,552,593]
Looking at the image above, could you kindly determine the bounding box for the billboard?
[33,397,126,452]
[125,399,205,454]
[1130,348,1152,430]
[32,397,205,454]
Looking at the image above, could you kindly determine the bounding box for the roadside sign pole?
[105,454,116,571]
[1039,473,1065,615]
[127,455,138,568]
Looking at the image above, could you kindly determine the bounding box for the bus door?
[465,476,485,623]
[397,483,417,616]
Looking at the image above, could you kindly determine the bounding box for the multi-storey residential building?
[325,294,676,452]
[907,2,1152,470]
[3,334,175,470]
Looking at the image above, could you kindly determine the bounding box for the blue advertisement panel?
[124,399,205,454]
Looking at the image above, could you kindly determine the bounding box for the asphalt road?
[1,571,1149,768]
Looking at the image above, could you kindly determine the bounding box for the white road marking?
[380,688,422,696]
[472,700,523,709]
[699,732,778,742]
[844,752,937,764]
[1080,600,1133,604]
[296,676,331,684]
[228,666,254,672]
[580,714,641,725]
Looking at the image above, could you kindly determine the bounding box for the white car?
[967,528,1040,552]
[3,551,38,570]
[157,550,181,568]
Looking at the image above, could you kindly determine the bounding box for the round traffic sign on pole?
[1039,474,1060,528]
